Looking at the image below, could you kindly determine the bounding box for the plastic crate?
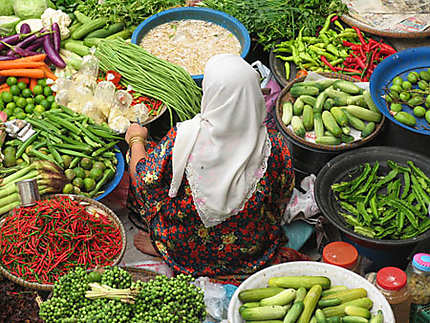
[411,303,430,323]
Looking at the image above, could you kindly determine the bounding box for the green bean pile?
[332,160,430,240]
[96,39,202,124]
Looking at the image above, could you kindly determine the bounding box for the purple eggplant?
[14,28,47,49]
[0,34,21,51]
[43,34,66,68]
[0,56,17,61]
[51,23,61,53]
[20,23,31,34]
[25,39,44,52]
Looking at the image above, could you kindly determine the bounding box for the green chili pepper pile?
[332,160,430,240]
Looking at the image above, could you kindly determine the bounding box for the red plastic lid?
[322,241,358,270]
[376,267,407,291]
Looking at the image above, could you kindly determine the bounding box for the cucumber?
[316,136,341,145]
[299,95,317,107]
[302,105,314,131]
[369,310,383,323]
[314,91,327,113]
[239,302,260,313]
[363,91,379,113]
[314,79,336,90]
[322,111,342,137]
[333,80,362,95]
[283,301,304,323]
[322,288,367,303]
[241,305,288,321]
[69,22,82,34]
[346,95,367,107]
[297,285,323,323]
[342,109,366,131]
[394,111,416,126]
[290,85,320,97]
[361,122,375,138]
[106,28,133,40]
[74,11,92,24]
[343,105,382,122]
[291,116,306,138]
[324,98,335,110]
[64,41,90,57]
[341,316,369,323]
[330,107,348,126]
[72,17,109,40]
[260,289,296,307]
[315,309,327,323]
[342,126,350,135]
[268,276,331,290]
[295,287,307,304]
[85,22,125,39]
[83,38,103,47]
[246,321,283,323]
[344,306,370,318]
[322,298,373,318]
[324,131,336,137]
[341,134,354,143]
[239,287,285,302]
[282,102,293,126]
[318,298,341,308]
[333,96,349,106]
[310,317,317,323]
[293,98,305,116]
[326,317,341,323]
[324,87,351,100]
[314,113,324,138]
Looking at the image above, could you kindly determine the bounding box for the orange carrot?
[29,78,38,91]
[0,83,9,90]
[0,69,45,79]
[0,86,10,93]
[17,77,30,84]
[40,65,57,81]
[0,61,46,70]
[18,54,47,62]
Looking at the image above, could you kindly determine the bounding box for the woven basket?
[0,194,127,291]
[275,72,385,151]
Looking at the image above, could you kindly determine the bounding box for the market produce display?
[281,79,382,145]
[39,266,206,322]
[332,160,430,240]
[237,275,384,322]
[200,0,347,50]
[0,196,123,284]
[384,70,430,129]
[274,15,396,82]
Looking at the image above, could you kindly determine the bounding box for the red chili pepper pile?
[337,27,397,81]
[0,196,122,284]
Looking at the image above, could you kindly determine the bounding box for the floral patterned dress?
[129,127,298,278]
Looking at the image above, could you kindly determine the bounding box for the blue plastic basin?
[94,148,125,201]
[131,7,251,85]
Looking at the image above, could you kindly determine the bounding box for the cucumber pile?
[385,70,430,128]
[281,79,382,146]
[238,276,384,323]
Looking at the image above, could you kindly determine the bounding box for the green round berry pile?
[39,267,206,323]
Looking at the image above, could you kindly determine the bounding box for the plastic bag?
[283,174,320,224]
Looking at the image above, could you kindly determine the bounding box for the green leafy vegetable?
[13,0,49,19]
[0,0,14,16]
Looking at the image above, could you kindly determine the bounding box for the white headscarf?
[169,54,271,227]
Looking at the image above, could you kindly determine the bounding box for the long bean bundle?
[96,39,202,123]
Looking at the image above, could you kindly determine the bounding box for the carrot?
[0,83,9,90]
[0,86,10,94]
[17,54,47,62]
[0,69,45,79]
[0,61,46,70]
[40,65,57,81]
[17,77,30,84]
[29,78,38,91]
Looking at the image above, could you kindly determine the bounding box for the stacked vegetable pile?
[0,196,123,284]
[39,266,206,322]
[274,15,396,81]
[332,160,430,240]
[238,276,384,322]
[281,79,382,145]
[385,70,430,129]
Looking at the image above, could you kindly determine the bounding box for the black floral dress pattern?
[129,127,295,277]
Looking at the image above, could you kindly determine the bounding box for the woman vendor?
[126,54,308,280]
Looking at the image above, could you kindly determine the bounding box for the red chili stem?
[320,55,337,72]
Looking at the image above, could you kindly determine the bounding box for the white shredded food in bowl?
[140,19,242,75]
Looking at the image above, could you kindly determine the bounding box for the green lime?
[74,167,86,179]
[15,112,26,120]
[83,178,96,192]
[17,82,27,91]
[21,88,32,98]
[33,105,45,114]
[3,108,13,116]
[62,183,74,194]
[16,97,27,108]
[6,77,17,87]
[43,86,53,96]
[414,106,426,118]
[32,85,43,96]
[50,102,59,110]
[6,102,16,111]
[26,97,34,104]
[93,161,106,171]
[40,99,50,109]
[9,85,20,96]
[72,177,83,189]
[88,271,102,282]
[34,94,45,104]
[46,95,55,105]
[25,103,35,114]
[37,79,47,87]
[13,107,24,115]
[1,91,12,103]
[89,168,103,181]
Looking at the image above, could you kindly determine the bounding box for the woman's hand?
[125,123,148,145]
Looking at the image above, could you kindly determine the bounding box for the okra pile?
[332,160,430,240]
[238,276,384,323]
[385,69,430,130]
[282,79,382,146]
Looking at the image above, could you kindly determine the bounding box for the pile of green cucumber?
[238,276,384,323]
[281,79,382,145]
[62,11,134,58]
